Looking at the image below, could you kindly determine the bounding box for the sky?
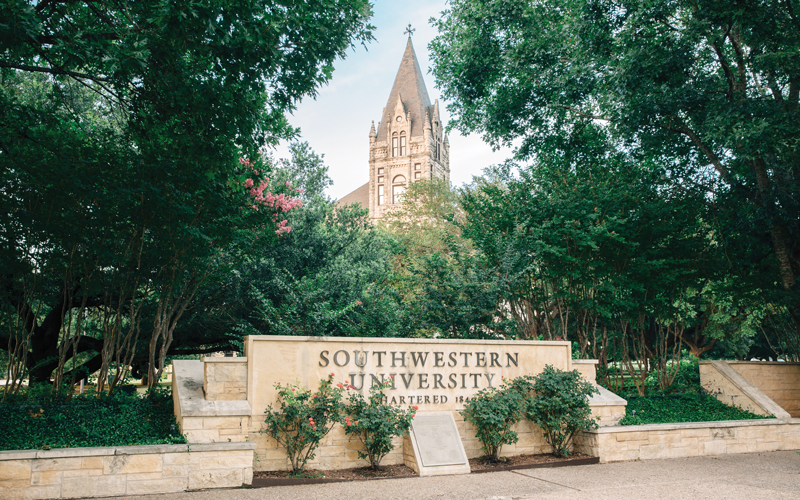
[273,0,514,200]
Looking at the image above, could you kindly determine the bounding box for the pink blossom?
[275,219,292,235]
[244,178,254,188]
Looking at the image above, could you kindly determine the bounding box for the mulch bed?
[252,464,417,487]
[469,453,598,473]
[251,454,597,487]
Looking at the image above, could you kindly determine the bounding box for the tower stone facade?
[338,36,449,220]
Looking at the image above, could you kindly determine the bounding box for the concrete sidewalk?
[106,451,800,500]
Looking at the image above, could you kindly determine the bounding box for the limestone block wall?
[725,361,800,417]
[181,416,250,444]
[204,357,248,401]
[245,397,624,471]
[247,420,405,471]
[700,360,791,418]
[172,341,626,471]
[240,335,576,470]
[0,443,255,500]
[173,339,628,472]
[574,419,800,463]
[572,359,598,383]
[246,412,550,471]
[173,360,252,444]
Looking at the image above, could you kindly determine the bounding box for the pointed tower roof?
[376,36,432,142]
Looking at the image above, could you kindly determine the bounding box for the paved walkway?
[110,451,800,500]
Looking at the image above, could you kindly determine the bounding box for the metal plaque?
[411,414,468,467]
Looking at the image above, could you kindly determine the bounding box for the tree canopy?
[0,0,374,388]
[430,0,800,338]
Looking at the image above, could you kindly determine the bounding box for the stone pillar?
[203,357,248,401]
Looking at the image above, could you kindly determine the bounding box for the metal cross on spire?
[404,23,415,37]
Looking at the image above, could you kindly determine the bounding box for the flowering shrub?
[263,374,345,472]
[344,377,416,469]
[460,377,529,462]
[525,365,598,457]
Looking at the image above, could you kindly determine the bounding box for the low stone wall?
[0,442,255,499]
[725,361,800,418]
[574,418,800,463]
[572,359,598,383]
[700,360,792,418]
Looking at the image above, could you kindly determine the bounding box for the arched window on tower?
[400,132,406,156]
[392,175,406,204]
[392,133,398,157]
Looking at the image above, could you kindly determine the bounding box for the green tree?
[270,142,334,205]
[383,179,509,339]
[148,144,407,369]
[430,0,800,339]
[0,0,374,388]
[459,126,745,392]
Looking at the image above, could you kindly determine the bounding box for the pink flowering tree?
[235,155,303,236]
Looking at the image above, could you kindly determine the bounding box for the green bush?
[0,386,185,450]
[642,355,702,394]
[460,377,528,461]
[343,377,416,469]
[619,392,770,425]
[263,374,346,472]
[526,366,598,457]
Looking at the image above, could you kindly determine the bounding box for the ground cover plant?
[343,377,416,469]
[619,392,770,425]
[0,387,184,450]
[614,357,770,425]
[263,374,346,473]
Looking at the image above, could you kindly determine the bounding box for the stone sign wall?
[241,336,573,470]
[244,336,572,417]
[171,336,626,471]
